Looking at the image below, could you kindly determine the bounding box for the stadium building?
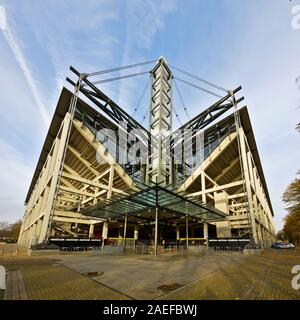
[18,58,276,253]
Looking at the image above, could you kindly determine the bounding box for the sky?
[0,0,299,230]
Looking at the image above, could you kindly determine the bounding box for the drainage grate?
[85,271,104,277]
[157,283,182,293]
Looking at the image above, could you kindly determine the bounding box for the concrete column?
[253,194,259,221]
[102,222,108,239]
[216,221,232,238]
[255,223,262,248]
[38,113,73,243]
[214,191,231,238]
[134,224,138,240]
[186,215,189,250]
[118,226,122,245]
[102,222,108,249]
[88,224,94,238]
[123,214,128,252]
[28,224,37,248]
[176,227,180,240]
[31,221,41,246]
[51,228,56,237]
[238,127,258,242]
[35,219,42,238]
[203,222,208,243]
[133,224,138,249]
[201,171,206,203]
[18,219,25,245]
[214,191,229,214]
[154,208,158,256]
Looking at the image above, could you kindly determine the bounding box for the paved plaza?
[0,244,299,300]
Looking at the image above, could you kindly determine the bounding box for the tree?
[283,212,300,243]
[11,220,22,242]
[276,230,284,241]
[282,178,300,216]
[282,121,300,243]
[0,220,22,241]
[0,221,11,238]
[296,77,300,130]
[282,174,300,243]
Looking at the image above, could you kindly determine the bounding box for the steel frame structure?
[18,58,276,254]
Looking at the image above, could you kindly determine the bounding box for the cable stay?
[87,60,157,77]
[132,77,151,118]
[170,64,229,93]
[140,108,149,126]
[173,78,191,121]
[91,71,150,85]
[174,76,223,99]
[172,104,183,126]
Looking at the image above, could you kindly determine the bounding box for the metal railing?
[59,246,99,255]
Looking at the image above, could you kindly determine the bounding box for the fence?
[208,238,250,251]
[49,238,102,255]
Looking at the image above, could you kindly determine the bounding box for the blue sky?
[0,0,299,230]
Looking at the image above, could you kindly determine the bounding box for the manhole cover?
[157,283,182,293]
[85,271,104,277]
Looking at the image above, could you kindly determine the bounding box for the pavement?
[0,243,299,300]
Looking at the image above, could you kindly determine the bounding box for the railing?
[124,244,187,255]
[209,246,243,252]
[59,246,98,255]
[208,238,250,251]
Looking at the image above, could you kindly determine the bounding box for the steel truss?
[66,61,245,187]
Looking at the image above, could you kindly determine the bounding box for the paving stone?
[0,247,299,300]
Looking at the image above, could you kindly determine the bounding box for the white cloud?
[2,23,50,126]
[117,0,177,112]
[19,2,122,115]
[125,0,176,49]
[178,1,300,230]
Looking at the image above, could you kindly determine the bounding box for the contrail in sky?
[1,5,50,126]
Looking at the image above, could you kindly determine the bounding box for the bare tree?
[11,220,22,241]
[0,221,11,237]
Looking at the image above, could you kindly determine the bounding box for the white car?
[280,243,295,249]
[271,242,295,249]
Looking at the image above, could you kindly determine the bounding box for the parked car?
[271,242,294,249]
[271,242,281,249]
[279,243,294,249]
